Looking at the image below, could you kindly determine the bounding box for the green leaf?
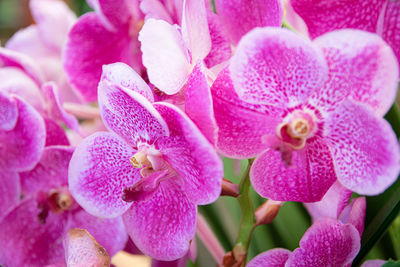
[383,260,400,267]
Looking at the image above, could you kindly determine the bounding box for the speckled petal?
[67,209,128,256]
[311,29,398,116]
[215,0,283,45]
[304,181,352,221]
[212,68,281,159]
[98,78,168,146]
[155,102,223,205]
[250,137,337,202]
[247,248,291,267]
[68,132,140,218]
[290,0,385,39]
[230,27,328,107]
[0,97,46,172]
[123,180,196,261]
[185,61,217,144]
[0,198,69,267]
[324,100,400,195]
[63,13,137,102]
[139,19,190,95]
[382,0,400,76]
[101,63,154,102]
[286,218,360,267]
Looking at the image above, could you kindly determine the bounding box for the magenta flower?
[290,0,400,74]
[247,218,361,267]
[213,27,400,202]
[0,146,127,266]
[68,63,223,260]
[63,0,144,102]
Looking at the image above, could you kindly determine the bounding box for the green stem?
[233,159,256,266]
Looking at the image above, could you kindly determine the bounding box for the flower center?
[289,118,310,138]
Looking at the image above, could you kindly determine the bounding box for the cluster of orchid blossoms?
[0,0,399,266]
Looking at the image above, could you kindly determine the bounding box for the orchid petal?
[215,0,283,45]
[0,97,46,172]
[68,132,140,218]
[250,137,336,202]
[155,102,223,205]
[325,100,400,195]
[185,61,217,144]
[0,170,20,220]
[382,0,400,75]
[140,0,174,24]
[230,27,328,107]
[139,19,190,95]
[212,68,281,159]
[286,218,360,267]
[247,248,291,267]
[44,118,70,147]
[63,13,137,102]
[304,181,352,221]
[98,79,168,146]
[311,29,398,116]
[339,197,366,237]
[361,259,387,267]
[123,180,196,261]
[0,91,18,131]
[181,0,211,61]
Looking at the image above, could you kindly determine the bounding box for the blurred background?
[0,1,399,266]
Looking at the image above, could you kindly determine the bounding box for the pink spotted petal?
[185,61,217,144]
[290,0,385,39]
[382,0,400,75]
[20,146,74,197]
[230,27,328,107]
[44,118,70,147]
[139,19,191,95]
[0,67,44,112]
[0,47,44,85]
[286,218,360,267]
[0,97,46,172]
[247,248,291,267]
[123,180,196,261]
[0,170,20,220]
[63,13,137,102]
[67,209,128,256]
[181,0,211,61]
[68,132,140,218]
[154,102,223,205]
[42,82,79,131]
[215,0,283,45]
[304,181,352,221]
[212,68,281,158]
[98,79,168,146]
[140,0,174,24]
[0,91,18,131]
[101,63,154,102]
[0,198,69,266]
[30,0,76,50]
[250,137,337,202]
[325,100,400,195]
[63,228,111,267]
[311,29,398,116]
[339,197,366,237]
[204,11,232,68]
[361,259,387,267]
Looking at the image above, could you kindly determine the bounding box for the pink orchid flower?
[63,0,144,102]
[0,146,127,267]
[289,0,400,74]
[213,27,400,202]
[247,218,361,267]
[68,63,223,260]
